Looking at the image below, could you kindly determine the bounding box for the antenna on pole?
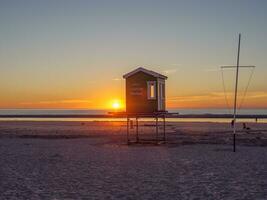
[220,34,255,152]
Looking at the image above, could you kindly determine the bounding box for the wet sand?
[0,121,267,199]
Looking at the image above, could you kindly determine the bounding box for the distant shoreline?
[0,114,267,119]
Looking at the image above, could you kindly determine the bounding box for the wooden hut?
[123,67,168,113]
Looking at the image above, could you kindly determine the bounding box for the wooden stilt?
[127,117,129,144]
[136,117,139,142]
[156,117,158,142]
[122,112,175,145]
[163,117,166,142]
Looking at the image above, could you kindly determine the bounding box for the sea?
[0,108,267,123]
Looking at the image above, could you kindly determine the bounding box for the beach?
[1,121,267,199]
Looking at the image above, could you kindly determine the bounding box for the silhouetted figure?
[231,120,234,128]
[243,123,251,133]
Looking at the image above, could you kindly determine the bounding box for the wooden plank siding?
[126,71,158,113]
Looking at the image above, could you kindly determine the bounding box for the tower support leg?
[136,117,139,142]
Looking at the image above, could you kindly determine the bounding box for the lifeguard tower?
[122,67,172,144]
[123,67,167,113]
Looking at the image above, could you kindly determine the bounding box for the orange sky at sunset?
[1,1,267,110]
[1,89,267,110]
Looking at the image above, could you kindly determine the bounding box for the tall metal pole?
[233,33,241,152]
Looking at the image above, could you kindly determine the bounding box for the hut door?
[158,81,165,111]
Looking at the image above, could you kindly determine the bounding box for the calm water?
[0,108,267,123]
[0,108,267,115]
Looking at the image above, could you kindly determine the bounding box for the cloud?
[203,68,221,72]
[171,64,180,67]
[244,92,267,99]
[112,78,122,81]
[162,69,178,75]
[167,91,267,103]
[167,93,224,102]
[20,99,92,105]
[202,64,242,72]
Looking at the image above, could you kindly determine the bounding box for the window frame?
[147,81,157,100]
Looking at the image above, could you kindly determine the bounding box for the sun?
[111,100,122,110]
[109,99,124,110]
[112,102,120,109]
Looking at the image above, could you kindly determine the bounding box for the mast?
[221,34,255,152]
[233,33,241,152]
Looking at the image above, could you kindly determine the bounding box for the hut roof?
[123,67,168,79]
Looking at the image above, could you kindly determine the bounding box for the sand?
[0,121,267,199]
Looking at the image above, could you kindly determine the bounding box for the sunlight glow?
[112,102,120,109]
[111,100,122,110]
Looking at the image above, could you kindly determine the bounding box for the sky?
[0,0,267,109]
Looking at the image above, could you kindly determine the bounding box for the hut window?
[147,81,156,99]
[162,83,165,98]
